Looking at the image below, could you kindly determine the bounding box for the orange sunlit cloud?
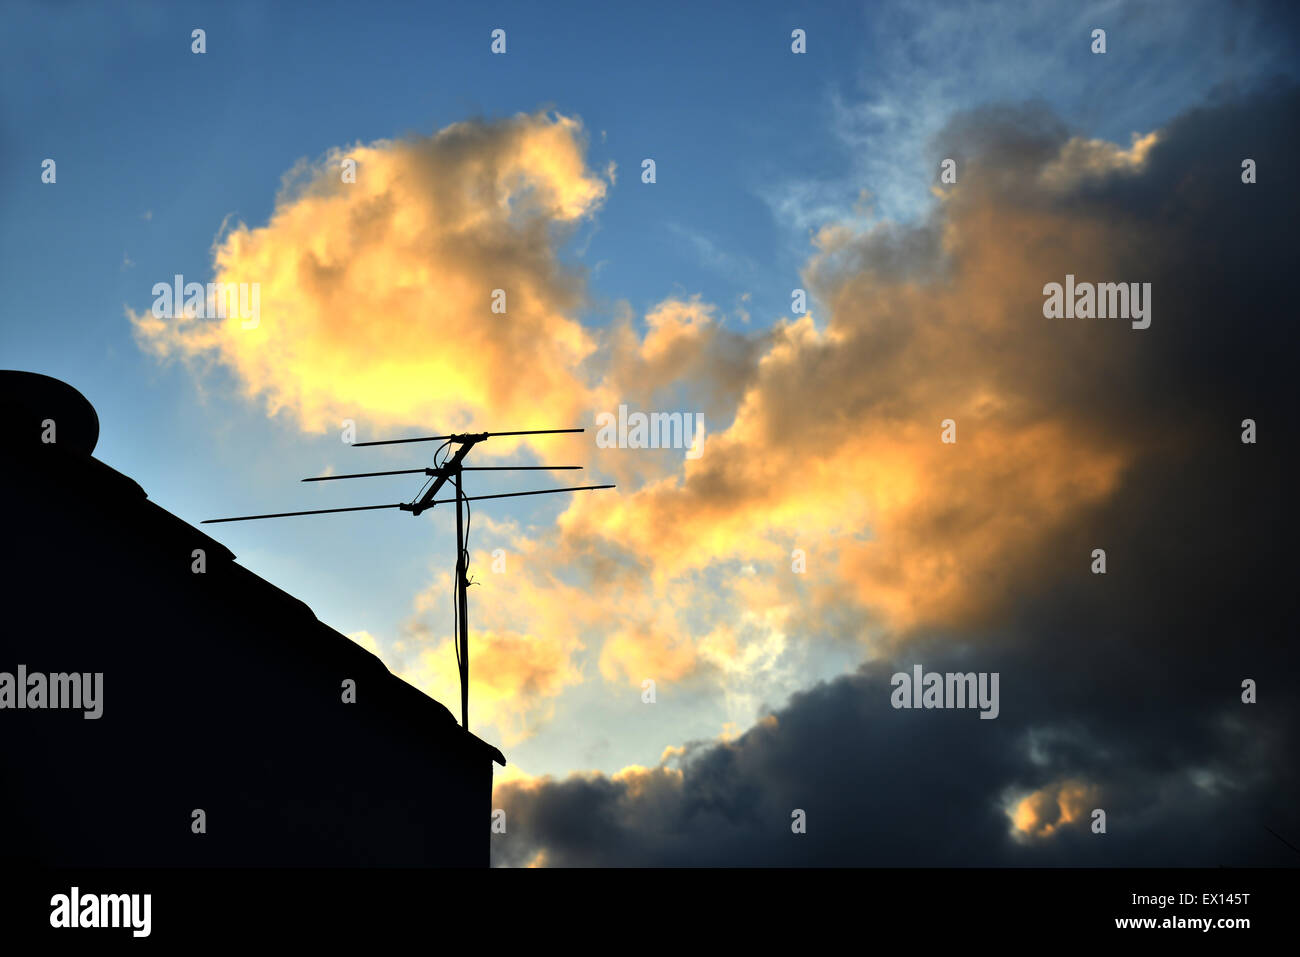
[130,110,610,445]
[1007,778,1101,840]
[388,126,1164,735]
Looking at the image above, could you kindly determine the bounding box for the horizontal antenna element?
[302,468,428,482]
[400,484,614,510]
[202,503,402,524]
[303,465,582,482]
[354,427,584,447]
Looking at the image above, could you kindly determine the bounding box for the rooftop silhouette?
[0,370,503,867]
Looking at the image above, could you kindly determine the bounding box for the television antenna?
[203,428,613,730]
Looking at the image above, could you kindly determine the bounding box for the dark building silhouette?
[0,370,504,867]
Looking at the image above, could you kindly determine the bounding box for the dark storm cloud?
[493,87,1299,866]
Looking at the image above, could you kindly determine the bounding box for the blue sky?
[2,0,1294,783]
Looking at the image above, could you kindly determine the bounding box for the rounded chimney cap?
[0,370,100,455]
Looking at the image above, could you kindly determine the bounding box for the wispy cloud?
[665,222,757,280]
[758,0,1297,234]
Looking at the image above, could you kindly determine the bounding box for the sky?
[2,0,1298,866]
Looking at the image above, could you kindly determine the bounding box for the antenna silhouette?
[204,428,613,730]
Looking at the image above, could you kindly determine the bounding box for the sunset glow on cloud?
[131,111,610,442]
[1008,778,1100,840]
[129,99,1271,762]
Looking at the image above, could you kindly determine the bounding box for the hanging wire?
[412,439,453,504]
[452,571,461,671]
[463,493,474,587]
[450,468,478,682]
[452,468,466,673]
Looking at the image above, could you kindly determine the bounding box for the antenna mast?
[204,428,612,732]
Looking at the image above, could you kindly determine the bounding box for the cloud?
[1007,778,1099,840]
[665,223,757,279]
[549,105,1159,657]
[130,101,1180,746]
[130,110,611,443]
[126,116,643,751]
[758,0,1299,230]
[396,628,582,747]
[492,87,1300,864]
[413,94,1266,741]
[494,634,1294,865]
[387,543,612,746]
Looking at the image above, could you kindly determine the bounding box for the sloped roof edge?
[3,369,505,767]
